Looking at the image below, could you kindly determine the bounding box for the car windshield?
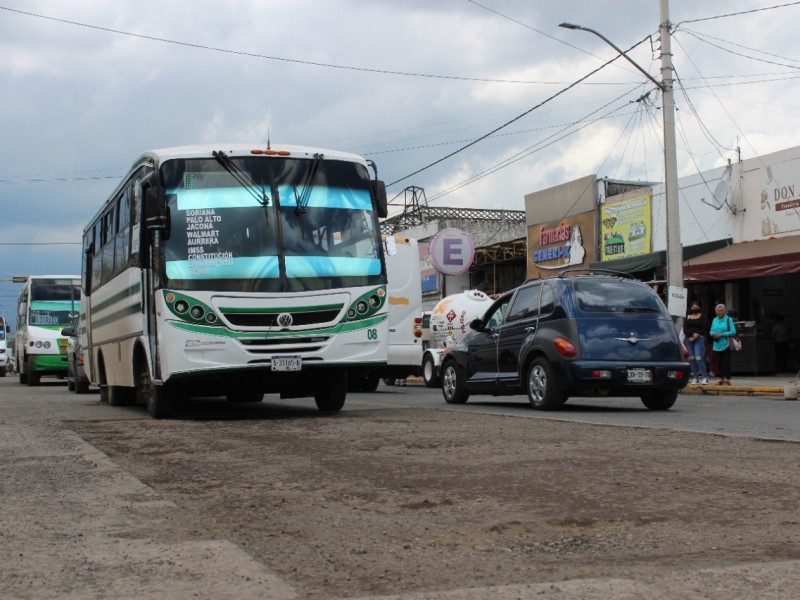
[573,279,663,313]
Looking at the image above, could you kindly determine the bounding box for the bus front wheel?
[137,365,174,419]
[26,357,40,386]
[313,371,347,412]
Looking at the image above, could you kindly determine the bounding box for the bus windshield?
[29,278,81,327]
[161,156,383,292]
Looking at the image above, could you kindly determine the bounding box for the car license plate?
[627,368,652,383]
[272,356,301,372]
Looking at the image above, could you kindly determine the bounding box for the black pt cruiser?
[439,271,690,410]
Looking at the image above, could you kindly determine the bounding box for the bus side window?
[82,228,93,295]
[101,205,116,285]
[91,220,102,292]
[131,176,142,265]
[114,188,131,274]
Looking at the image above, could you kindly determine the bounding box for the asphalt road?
[354,382,800,442]
[3,376,800,599]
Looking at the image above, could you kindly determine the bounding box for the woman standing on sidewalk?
[710,303,737,385]
[684,302,710,384]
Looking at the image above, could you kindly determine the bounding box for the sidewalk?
[682,372,800,399]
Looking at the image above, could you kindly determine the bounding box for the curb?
[682,383,791,398]
[396,379,797,400]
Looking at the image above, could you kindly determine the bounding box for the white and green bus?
[81,143,390,418]
[15,275,81,385]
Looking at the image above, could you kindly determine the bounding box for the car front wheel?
[526,358,566,410]
[441,360,469,404]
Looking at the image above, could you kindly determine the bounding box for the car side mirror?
[469,318,484,332]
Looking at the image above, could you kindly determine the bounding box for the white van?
[350,236,423,391]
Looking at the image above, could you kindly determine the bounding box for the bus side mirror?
[372,180,387,218]
[144,187,171,241]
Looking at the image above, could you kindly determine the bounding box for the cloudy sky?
[1,0,799,316]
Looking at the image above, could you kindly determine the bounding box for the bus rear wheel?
[313,371,347,412]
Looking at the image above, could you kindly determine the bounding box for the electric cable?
[388,36,654,187]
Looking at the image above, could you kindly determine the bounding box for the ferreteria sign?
[527,212,596,280]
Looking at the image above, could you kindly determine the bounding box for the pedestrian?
[709,303,736,385]
[772,317,788,373]
[684,302,710,384]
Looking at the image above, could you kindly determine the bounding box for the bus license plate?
[272,356,301,372]
[627,368,652,383]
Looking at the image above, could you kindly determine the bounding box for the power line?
[679,28,800,66]
[678,30,800,72]
[0,242,80,246]
[388,36,654,187]
[675,1,800,26]
[424,84,646,204]
[465,0,646,78]
[0,5,620,86]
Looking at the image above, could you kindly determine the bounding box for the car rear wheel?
[441,360,469,404]
[527,358,566,410]
[641,390,678,410]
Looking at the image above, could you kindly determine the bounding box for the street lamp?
[560,0,684,325]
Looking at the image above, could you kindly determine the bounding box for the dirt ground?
[38,405,798,599]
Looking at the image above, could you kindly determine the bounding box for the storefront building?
[524,146,800,374]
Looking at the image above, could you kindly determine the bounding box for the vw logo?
[276,313,293,328]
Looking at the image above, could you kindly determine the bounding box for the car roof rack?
[555,268,636,280]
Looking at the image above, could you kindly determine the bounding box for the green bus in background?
[15,275,80,385]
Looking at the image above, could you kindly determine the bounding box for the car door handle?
[525,326,536,333]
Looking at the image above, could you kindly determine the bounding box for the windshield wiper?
[622,306,660,313]
[293,153,323,215]
[212,150,269,207]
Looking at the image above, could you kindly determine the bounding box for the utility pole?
[659,0,685,328]
[560,0,685,327]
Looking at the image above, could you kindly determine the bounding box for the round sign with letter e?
[429,228,475,275]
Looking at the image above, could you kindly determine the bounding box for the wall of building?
[524,174,597,226]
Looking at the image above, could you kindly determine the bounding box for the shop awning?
[683,236,800,282]
[588,239,731,274]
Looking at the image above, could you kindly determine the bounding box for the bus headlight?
[174,300,189,313]
[190,306,205,320]
[43,341,51,349]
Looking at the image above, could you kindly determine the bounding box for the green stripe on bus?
[168,313,387,338]
[92,302,143,329]
[219,303,344,314]
[32,355,69,371]
[92,282,142,313]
